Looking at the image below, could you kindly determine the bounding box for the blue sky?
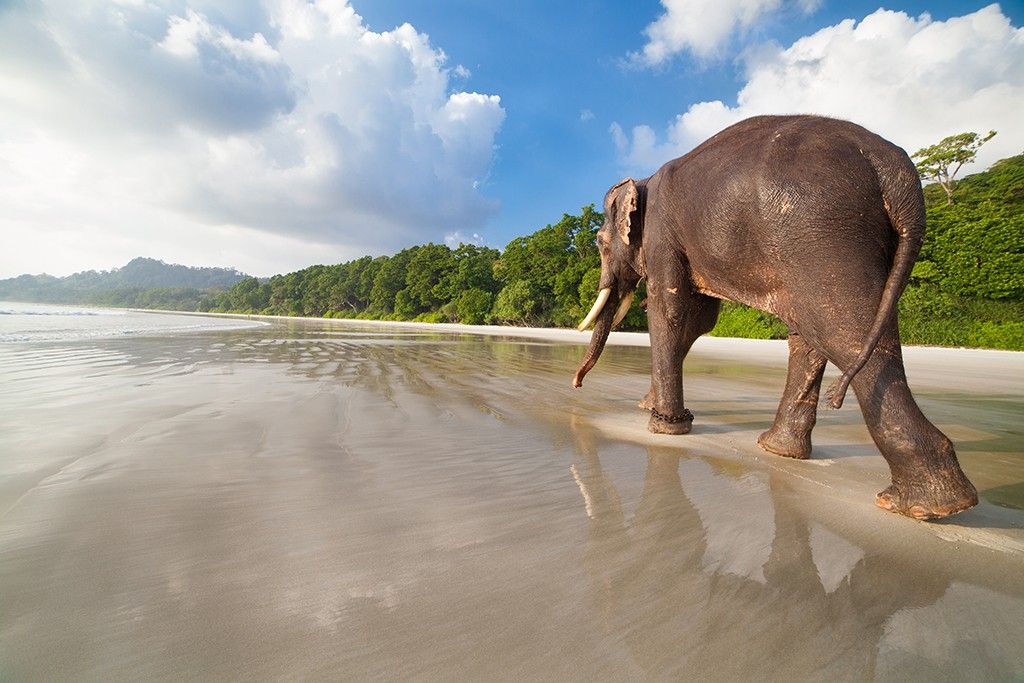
[355,0,1024,248]
[0,0,1021,278]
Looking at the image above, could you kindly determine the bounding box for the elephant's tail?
[824,153,925,409]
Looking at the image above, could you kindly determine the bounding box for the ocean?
[0,301,264,343]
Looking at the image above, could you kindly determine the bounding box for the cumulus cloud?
[614,4,1024,175]
[443,231,485,248]
[631,0,820,64]
[0,0,505,276]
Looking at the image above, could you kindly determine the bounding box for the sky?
[0,0,1022,278]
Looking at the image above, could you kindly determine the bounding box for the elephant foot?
[648,408,694,435]
[757,426,811,460]
[875,473,978,520]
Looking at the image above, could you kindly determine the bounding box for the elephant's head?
[573,177,646,388]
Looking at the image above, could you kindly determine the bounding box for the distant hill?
[0,257,250,304]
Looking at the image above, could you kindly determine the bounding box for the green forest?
[32,154,1024,350]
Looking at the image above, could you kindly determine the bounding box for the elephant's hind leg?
[758,333,827,459]
[824,325,977,519]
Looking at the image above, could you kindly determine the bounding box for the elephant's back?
[652,116,909,322]
[679,115,906,165]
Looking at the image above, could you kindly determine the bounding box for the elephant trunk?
[572,289,620,388]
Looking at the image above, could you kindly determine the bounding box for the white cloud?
[159,9,281,63]
[615,4,1024,176]
[580,109,595,122]
[443,231,485,248]
[632,0,819,64]
[795,0,823,13]
[0,0,505,277]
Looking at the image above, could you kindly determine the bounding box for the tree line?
[199,204,659,329]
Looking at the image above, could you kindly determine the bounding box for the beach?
[1,307,1022,679]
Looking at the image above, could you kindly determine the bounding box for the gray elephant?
[573,114,977,520]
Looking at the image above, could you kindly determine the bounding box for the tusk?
[577,288,611,331]
[612,290,634,328]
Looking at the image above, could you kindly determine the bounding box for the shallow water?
[0,301,263,343]
[1,316,1022,679]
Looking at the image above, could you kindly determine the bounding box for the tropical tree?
[912,130,996,205]
[228,277,270,312]
[403,243,455,313]
[454,288,493,324]
[369,248,416,315]
[492,279,537,324]
[494,205,603,325]
[439,244,501,302]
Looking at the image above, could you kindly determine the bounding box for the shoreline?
[6,299,1019,359]
[133,306,1022,356]
[131,308,1024,390]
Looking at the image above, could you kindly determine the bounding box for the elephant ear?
[617,179,638,245]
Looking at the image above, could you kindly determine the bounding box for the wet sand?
[1,317,1022,679]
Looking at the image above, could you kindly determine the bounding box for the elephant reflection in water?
[568,422,952,679]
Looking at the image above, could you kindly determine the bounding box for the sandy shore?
[2,314,1022,678]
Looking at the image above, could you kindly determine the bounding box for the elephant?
[572,114,978,521]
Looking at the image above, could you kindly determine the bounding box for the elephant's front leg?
[638,384,656,411]
[757,333,827,459]
[645,272,720,434]
[647,306,691,434]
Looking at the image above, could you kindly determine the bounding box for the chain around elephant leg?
[649,407,694,434]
